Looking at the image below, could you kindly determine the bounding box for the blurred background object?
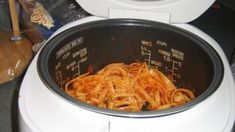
[217,0,235,10]
[19,0,89,52]
[0,0,11,31]
[0,31,32,84]
[0,0,90,83]
[0,0,33,84]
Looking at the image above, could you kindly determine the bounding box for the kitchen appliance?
[18,0,235,131]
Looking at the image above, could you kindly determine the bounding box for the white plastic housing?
[76,0,215,23]
[18,16,235,132]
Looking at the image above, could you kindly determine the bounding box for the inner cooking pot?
[37,19,223,118]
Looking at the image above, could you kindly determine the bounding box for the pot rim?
[37,19,224,118]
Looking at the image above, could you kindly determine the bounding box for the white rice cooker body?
[18,0,235,131]
[76,0,215,24]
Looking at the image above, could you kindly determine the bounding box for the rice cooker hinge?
[108,8,171,24]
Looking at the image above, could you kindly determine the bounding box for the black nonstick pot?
[37,19,223,117]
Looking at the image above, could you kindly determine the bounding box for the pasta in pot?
[64,62,195,112]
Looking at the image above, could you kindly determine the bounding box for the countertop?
[0,1,235,132]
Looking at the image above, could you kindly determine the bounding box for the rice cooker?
[18,0,235,132]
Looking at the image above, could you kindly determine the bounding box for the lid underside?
[76,0,215,23]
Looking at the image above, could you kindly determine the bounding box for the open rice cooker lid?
[76,0,215,23]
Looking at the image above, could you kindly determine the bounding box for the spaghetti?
[64,62,195,112]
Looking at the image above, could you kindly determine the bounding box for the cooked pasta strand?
[64,62,195,112]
